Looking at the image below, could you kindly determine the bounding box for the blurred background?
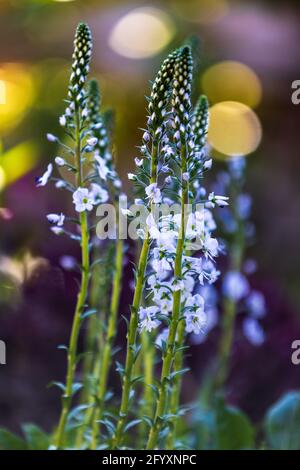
[1,0,300,435]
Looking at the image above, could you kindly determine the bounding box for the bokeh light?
[108,7,175,59]
[0,141,39,187]
[202,61,262,109]
[0,166,5,191]
[0,79,5,104]
[207,101,262,157]
[171,0,229,24]
[0,63,34,133]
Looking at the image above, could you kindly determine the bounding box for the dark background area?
[0,0,300,434]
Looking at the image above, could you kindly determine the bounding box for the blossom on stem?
[36,163,53,187]
[47,213,65,226]
[72,187,95,212]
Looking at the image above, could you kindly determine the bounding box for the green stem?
[54,211,89,448]
[111,142,158,449]
[77,243,113,406]
[146,145,188,450]
[90,237,124,449]
[111,235,150,448]
[53,108,90,449]
[139,331,155,438]
[165,318,185,449]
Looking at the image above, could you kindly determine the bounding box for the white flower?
[55,157,65,167]
[51,226,64,235]
[95,154,109,180]
[134,157,144,167]
[90,183,109,204]
[55,180,66,189]
[152,258,172,278]
[87,137,98,146]
[182,172,189,181]
[47,213,65,226]
[72,187,94,212]
[172,278,185,291]
[162,145,174,157]
[246,291,266,318]
[223,271,249,301]
[138,306,160,332]
[59,115,66,127]
[243,317,265,346]
[203,158,212,170]
[185,294,205,315]
[36,163,53,187]
[202,235,219,258]
[128,173,136,181]
[207,192,229,208]
[145,183,162,204]
[143,131,150,142]
[46,133,57,142]
[185,310,207,335]
[121,209,134,217]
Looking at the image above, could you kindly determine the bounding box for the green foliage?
[21,424,50,450]
[0,428,27,450]
[265,391,300,450]
[193,398,255,450]
[0,424,50,450]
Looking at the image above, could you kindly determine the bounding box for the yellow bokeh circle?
[108,7,175,59]
[0,63,34,133]
[207,101,262,157]
[202,61,262,109]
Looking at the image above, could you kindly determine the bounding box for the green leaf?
[124,419,142,432]
[71,382,83,396]
[265,391,300,450]
[170,367,190,380]
[81,309,97,320]
[193,398,254,450]
[21,424,49,450]
[47,381,66,392]
[0,428,27,450]
[215,401,254,450]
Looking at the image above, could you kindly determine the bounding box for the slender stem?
[111,235,150,448]
[77,242,113,404]
[111,142,158,449]
[139,331,155,437]
[54,211,89,448]
[75,245,112,448]
[53,108,90,449]
[165,318,185,449]
[90,236,124,449]
[146,145,188,450]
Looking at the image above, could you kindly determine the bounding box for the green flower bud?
[192,95,209,149]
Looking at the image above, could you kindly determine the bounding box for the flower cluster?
[135,48,224,341]
[36,23,124,449]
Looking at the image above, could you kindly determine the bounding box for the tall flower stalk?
[146,46,194,450]
[51,23,93,448]
[166,95,210,449]
[75,79,124,448]
[111,50,178,449]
